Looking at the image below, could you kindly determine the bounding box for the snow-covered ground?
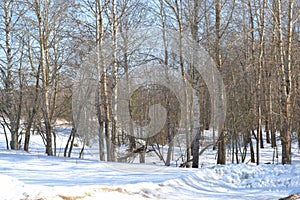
[0,128,300,200]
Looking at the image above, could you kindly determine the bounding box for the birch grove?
[0,0,299,166]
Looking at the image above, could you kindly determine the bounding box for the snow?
[0,131,300,199]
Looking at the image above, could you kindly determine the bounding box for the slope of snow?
[0,149,300,200]
[0,130,300,200]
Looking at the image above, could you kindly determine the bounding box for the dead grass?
[57,194,89,200]
[279,194,300,200]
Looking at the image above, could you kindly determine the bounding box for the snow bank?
[1,154,300,200]
[1,130,300,199]
[0,175,26,199]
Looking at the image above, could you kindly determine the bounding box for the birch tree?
[163,0,192,167]
[215,0,225,164]
[256,0,267,165]
[0,0,26,150]
[26,0,76,155]
[95,0,107,161]
[277,0,295,164]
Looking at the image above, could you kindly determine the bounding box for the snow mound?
[0,175,26,199]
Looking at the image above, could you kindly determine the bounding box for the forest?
[0,0,299,168]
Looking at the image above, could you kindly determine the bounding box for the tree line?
[0,0,299,166]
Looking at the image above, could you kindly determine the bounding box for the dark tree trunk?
[249,130,255,163]
[24,128,31,152]
[298,131,300,150]
[260,128,264,148]
[217,130,226,164]
[192,128,201,168]
[271,128,277,148]
[64,127,74,157]
[266,119,271,144]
